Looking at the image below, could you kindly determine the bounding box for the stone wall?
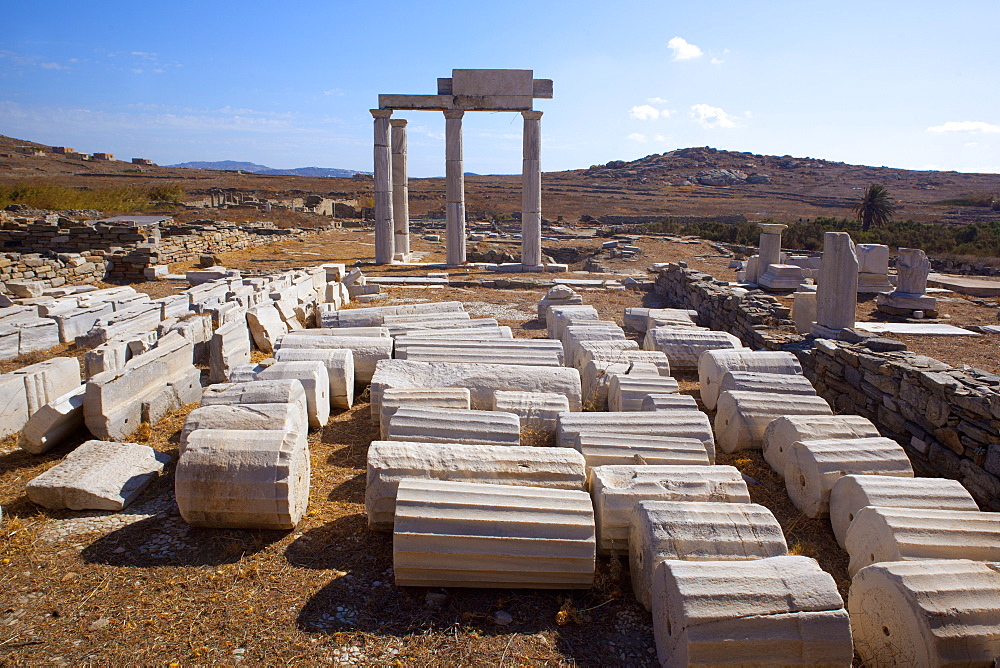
[930,257,1000,277]
[0,215,323,284]
[0,252,109,292]
[653,265,799,351]
[598,213,748,226]
[654,264,1000,510]
[807,338,999,510]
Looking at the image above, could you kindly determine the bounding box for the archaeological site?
[2,68,1000,666]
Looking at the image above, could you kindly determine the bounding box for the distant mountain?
[167,160,368,178]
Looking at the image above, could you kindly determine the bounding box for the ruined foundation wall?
[0,217,323,283]
[655,265,1000,510]
[0,252,109,292]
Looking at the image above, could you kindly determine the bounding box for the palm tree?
[854,184,895,231]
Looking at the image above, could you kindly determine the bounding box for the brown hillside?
[2,135,999,226]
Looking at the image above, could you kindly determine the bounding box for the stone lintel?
[379,93,534,112]
[378,94,452,110]
[452,95,534,111]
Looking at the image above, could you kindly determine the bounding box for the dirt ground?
[2,229,997,665]
[0,288,850,667]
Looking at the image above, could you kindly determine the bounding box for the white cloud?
[690,103,739,129]
[965,142,979,148]
[667,37,703,61]
[630,100,675,121]
[629,104,660,121]
[927,121,1000,134]
[627,133,648,143]
[710,58,724,65]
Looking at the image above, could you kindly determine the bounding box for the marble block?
[589,465,750,555]
[644,329,743,372]
[365,441,586,530]
[714,391,832,454]
[698,348,802,410]
[386,406,521,446]
[175,429,310,530]
[783,437,914,518]
[849,559,1000,667]
[757,264,806,290]
[763,414,879,476]
[829,474,978,548]
[629,501,787,610]
[845,507,1000,576]
[392,479,596,588]
[26,440,170,510]
[651,556,852,668]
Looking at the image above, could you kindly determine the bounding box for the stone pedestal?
[876,292,937,316]
[811,232,858,339]
[390,119,411,261]
[858,272,894,292]
[444,110,466,266]
[521,111,543,269]
[758,264,805,290]
[371,109,394,265]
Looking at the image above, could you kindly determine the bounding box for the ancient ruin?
[4,69,1000,667]
[373,69,552,266]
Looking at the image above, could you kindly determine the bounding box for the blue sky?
[2,0,998,177]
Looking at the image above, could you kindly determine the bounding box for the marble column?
[371,109,394,265]
[521,110,543,269]
[444,110,466,266]
[757,223,787,273]
[757,222,805,290]
[811,232,858,339]
[390,118,410,260]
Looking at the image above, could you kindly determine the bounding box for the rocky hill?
[2,134,998,226]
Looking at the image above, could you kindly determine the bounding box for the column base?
[392,252,414,263]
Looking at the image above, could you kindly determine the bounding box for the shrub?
[935,192,998,208]
[642,216,1000,258]
[0,182,186,212]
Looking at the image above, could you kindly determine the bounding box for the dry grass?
[0,309,853,667]
[4,226,996,664]
[1,394,658,665]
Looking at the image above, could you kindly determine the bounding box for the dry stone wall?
[655,264,1000,510]
[0,252,108,291]
[0,214,323,286]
